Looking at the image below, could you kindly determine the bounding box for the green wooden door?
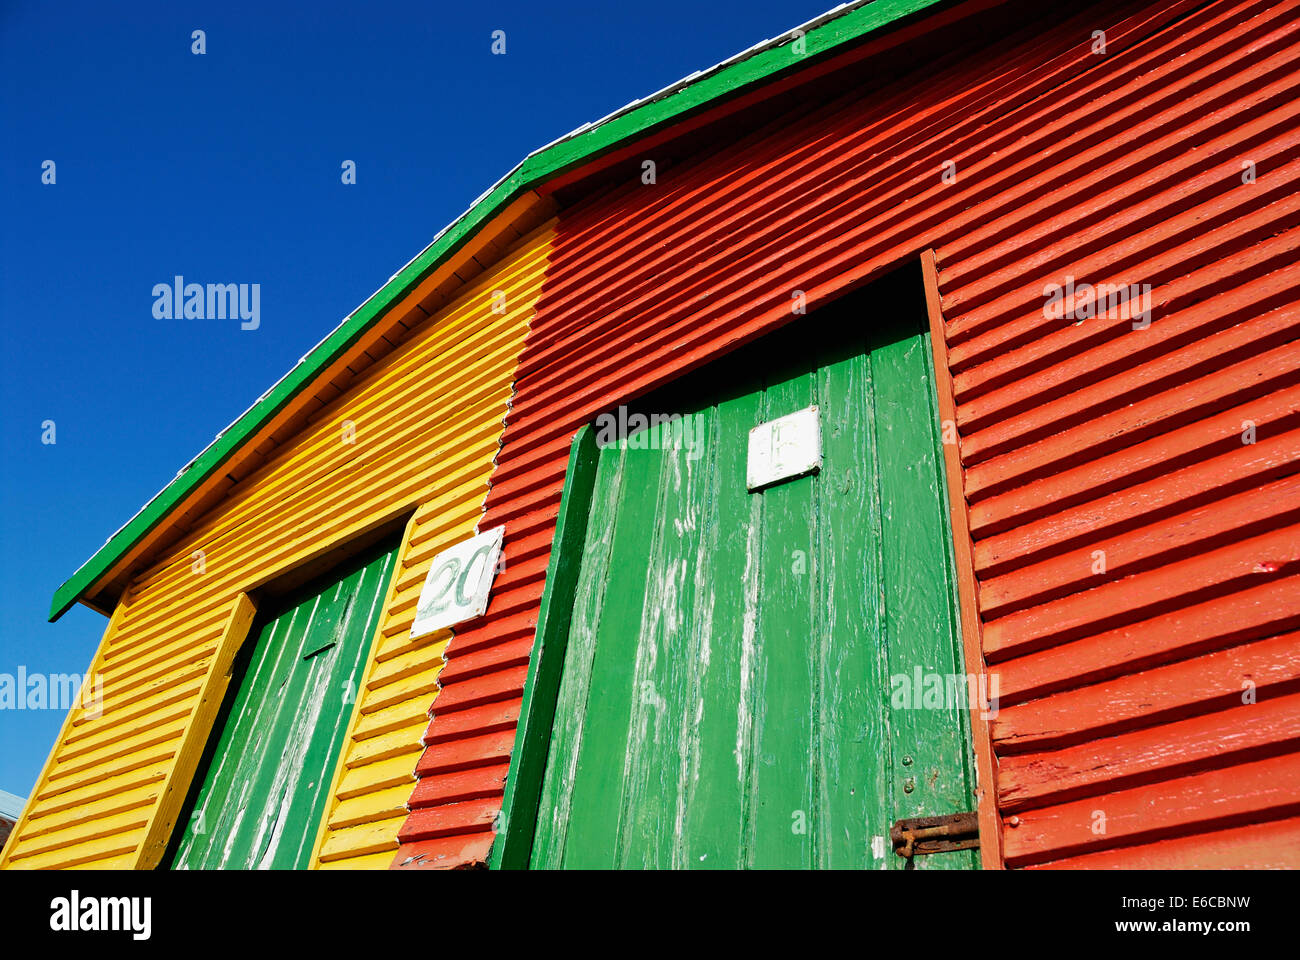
[521,278,976,869]
[168,541,397,869]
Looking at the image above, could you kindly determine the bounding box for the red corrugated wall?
[392,0,1300,868]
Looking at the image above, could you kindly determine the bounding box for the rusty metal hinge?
[891,811,980,861]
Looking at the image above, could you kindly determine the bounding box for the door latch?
[891,811,980,861]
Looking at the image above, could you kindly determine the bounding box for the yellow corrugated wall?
[1,222,555,870]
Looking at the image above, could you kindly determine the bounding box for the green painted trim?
[490,425,601,870]
[52,0,947,621]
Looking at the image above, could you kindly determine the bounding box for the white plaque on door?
[410,526,505,638]
[747,405,822,492]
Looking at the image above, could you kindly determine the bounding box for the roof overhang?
[51,0,960,621]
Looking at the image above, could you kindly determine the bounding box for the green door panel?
[525,269,976,869]
[167,541,397,869]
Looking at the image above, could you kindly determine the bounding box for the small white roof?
[0,788,27,821]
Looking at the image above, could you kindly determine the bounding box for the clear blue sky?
[0,1,835,797]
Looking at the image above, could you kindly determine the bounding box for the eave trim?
[50,0,946,620]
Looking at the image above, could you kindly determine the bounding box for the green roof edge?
[50,0,945,621]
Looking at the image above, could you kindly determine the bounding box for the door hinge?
[891,811,980,861]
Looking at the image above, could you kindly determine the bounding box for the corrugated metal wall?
[933,0,1300,867]
[392,0,1300,868]
[1,224,555,870]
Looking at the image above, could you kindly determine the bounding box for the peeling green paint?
[501,272,976,869]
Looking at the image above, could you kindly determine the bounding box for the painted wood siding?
[929,0,1300,868]
[392,0,1299,868]
[2,223,555,870]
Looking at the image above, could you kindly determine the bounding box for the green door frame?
[491,424,601,870]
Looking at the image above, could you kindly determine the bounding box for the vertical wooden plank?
[492,426,602,869]
[679,374,764,869]
[288,550,394,867]
[527,440,627,867]
[613,415,677,868]
[921,248,1004,869]
[617,406,715,868]
[228,592,332,868]
[202,589,329,869]
[274,553,393,865]
[136,592,258,869]
[749,358,818,868]
[874,292,977,870]
[813,327,891,868]
[556,422,668,868]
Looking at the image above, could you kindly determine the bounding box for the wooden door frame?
[492,252,1002,869]
[491,425,602,869]
[921,248,1004,869]
[158,520,410,869]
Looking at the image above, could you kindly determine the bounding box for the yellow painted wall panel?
[27,767,168,819]
[19,781,161,839]
[327,783,413,829]
[335,751,422,801]
[317,848,399,871]
[316,817,408,862]
[3,222,554,869]
[350,699,429,741]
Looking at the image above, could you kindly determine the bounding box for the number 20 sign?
[410,526,505,638]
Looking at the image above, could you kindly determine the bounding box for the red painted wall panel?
[392,0,1300,868]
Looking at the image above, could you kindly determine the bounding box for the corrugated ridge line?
[387,0,1210,867]
[3,226,555,870]
[932,8,1300,865]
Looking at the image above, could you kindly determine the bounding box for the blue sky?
[0,0,834,796]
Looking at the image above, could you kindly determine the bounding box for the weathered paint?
[393,0,1300,868]
[16,0,1298,872]
[510,283,975,869]
[3,224,555,869]
[169,543,397,869]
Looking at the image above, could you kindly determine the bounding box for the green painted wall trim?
[490,424,601,870]
[51,0,948,621]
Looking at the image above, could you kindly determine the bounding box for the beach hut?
[5,0,1297,870]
